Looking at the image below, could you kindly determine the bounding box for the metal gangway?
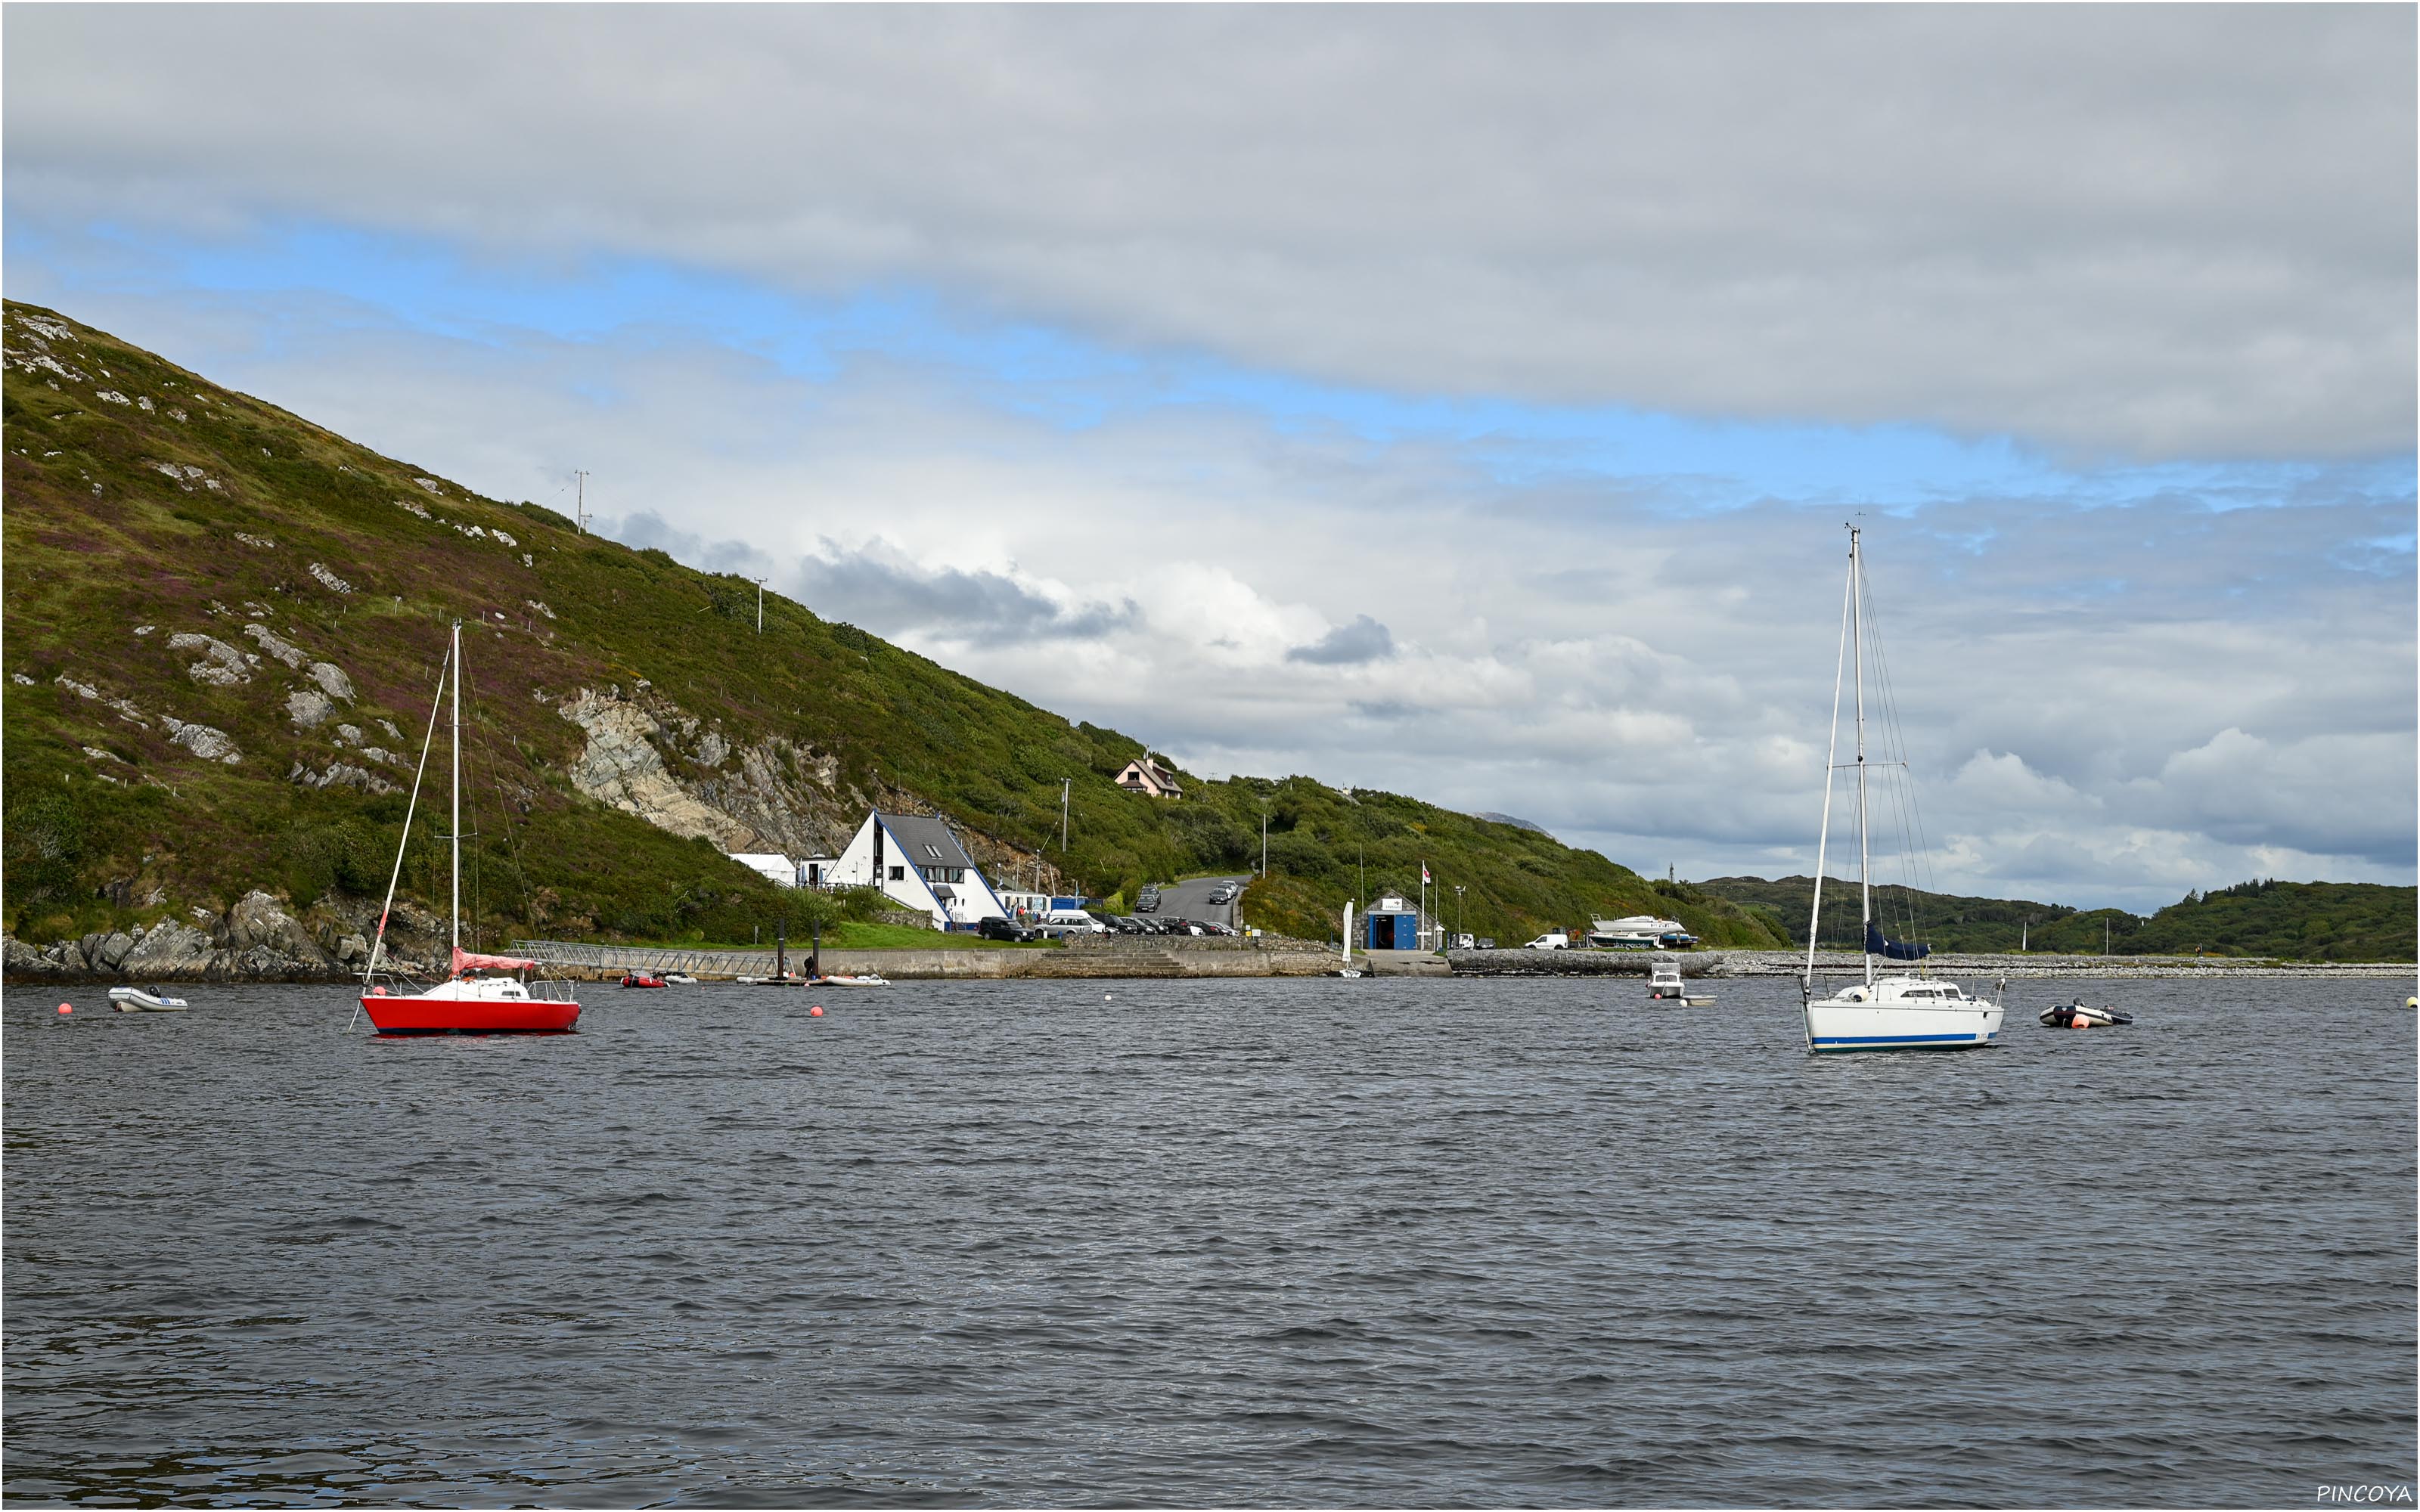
[513,939,794,978]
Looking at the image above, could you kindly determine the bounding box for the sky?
[5,5,2412,912]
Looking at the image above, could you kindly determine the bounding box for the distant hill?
[1693,875,2416,962]
[1,302,1790,956]
[1472,811,1550,836]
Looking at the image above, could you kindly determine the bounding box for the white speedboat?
[817,973,889,987]
[2040,999,2132,1029]
[109,986,188,1012]
[1798,527,2002,1055]
[662,972,697,984]
[1647,959,1713,1005]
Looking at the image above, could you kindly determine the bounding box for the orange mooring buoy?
[809,1005,824,1017]
[2071,1015,2092,1029]
[57,1003,71,1015]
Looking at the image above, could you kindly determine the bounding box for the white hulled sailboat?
[1801,528,2001,1054]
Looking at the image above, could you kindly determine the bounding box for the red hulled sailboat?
[354,621,580,1035]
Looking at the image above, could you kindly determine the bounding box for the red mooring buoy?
[57,1003,72,1015]
[809,1005,824,1017]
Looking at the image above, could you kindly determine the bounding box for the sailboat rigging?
[1799,527,2002,1054]
[352,621,580,1034]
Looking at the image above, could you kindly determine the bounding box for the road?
[1148,873,1251,930]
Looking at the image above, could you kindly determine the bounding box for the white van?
[1042,909,1107,934]
[1523,931,1571,950]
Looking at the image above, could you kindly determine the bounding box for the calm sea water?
[5,976,2412,1507]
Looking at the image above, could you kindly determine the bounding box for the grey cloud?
[1289,615,1396,666]
[794,541,1137,643]
[6,6,2412,460]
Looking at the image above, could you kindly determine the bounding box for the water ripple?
[5,976,2412,1504]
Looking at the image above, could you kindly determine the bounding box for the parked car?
[1042,909,1108,934]
[1207,885,1236,904]
[1523,931,1571,950]
[1135,897,1159,912]
[1199,921,1237,937]
[978,916,1039,943]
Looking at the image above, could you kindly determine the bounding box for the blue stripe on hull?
[1809,1030,1997,1052]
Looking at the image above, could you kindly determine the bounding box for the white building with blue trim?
[827,810,1009,928]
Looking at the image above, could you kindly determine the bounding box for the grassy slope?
[4,302,1786,953]
[1696,875,2416,962]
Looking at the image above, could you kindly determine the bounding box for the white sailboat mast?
[1851,528,1872,989]
[450,620,461,966]
[1804,536,1855,988]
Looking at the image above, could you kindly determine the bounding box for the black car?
[978,916,1040,943]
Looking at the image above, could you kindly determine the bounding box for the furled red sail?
[454,946,538,974]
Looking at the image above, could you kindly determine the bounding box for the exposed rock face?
[308,662,355,702]
[287,689,337,729]
[217,891,332,966]
[123,922,219,977]
[557,687,764,850]
[308,562,354,594]
[551,683,1066,893]
[290,760,399,795]
[161,715,241,763]
[244,622,309,669]
[169,632,250,685]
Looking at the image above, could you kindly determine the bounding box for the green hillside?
[0,302,1789,956]
[1696,875,2416,962]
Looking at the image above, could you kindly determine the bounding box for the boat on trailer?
[352,621,580,1036]
[1799,527,2002,1055]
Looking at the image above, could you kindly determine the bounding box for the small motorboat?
[109,986,189,1012]
[620,973,667,989]
[817,973,890,987]
[2040,999,2133,1029]
[1647,959,1714,1006]
[662,972,697,985]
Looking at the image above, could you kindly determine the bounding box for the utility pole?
[1260,804,1268,877]
[1455,884,1466,943]
[752,576,767,634]
[572,469,590,534]
[1060,778,1070,854]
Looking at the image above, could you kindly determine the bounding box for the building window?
[888,866,904,881]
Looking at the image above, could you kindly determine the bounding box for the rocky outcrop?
[161,714,241,763]
[169,632,252,685]
[3,891,447,984]
[287,688,337,728]
[554,682,1069,893]
[557,686,770,850]
[307,662,354,702]
[290,759,399,795]
[244,622,309,669]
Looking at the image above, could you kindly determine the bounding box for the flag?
[1421,863,1432,885]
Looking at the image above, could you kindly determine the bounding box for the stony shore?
[10,919,2411,985]
[1447,947,2416,981]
